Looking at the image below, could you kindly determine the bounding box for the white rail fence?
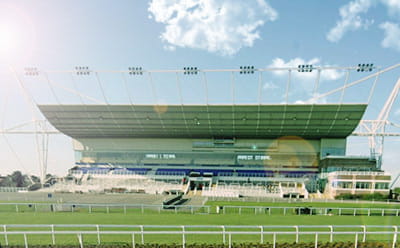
[207,196,400,204]
[1,203,400,216]
[0,225,398,248]
[218,205,400,216]
[0,203,210,214]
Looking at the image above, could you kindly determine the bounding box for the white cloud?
[267,58,343,103]
[379,22,400,51]
[327,0,374,42]
[263,81,278,90]
[294,94,328,104]
[381,0,400,17]
[148,0,278,56]
[268,57,344,81]
[163,45,176,51]
[395,108,400,116]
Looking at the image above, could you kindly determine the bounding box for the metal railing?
[0,224,398,248]
[0,202,399,216]
[0,187,28,192]
[0,202,211,214]
[207,196,400,204]
[218,205,400,216]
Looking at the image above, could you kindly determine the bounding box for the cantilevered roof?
[38,104,367,139]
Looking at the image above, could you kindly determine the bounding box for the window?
[337,182,353,189]
[375,183,389,189]
[355,182,371,189]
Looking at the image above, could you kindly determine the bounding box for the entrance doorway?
[188,178,212,191]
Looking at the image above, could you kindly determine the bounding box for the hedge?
[335,193,388,201]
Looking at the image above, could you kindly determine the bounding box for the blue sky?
[0,0,399,182]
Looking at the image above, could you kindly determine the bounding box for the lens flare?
[0,3,36,64]
[153,104,169,114]
[0,23,18,54]
[264,136,318,169]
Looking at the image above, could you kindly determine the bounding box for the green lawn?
[0,210,399,245]
[0,211,398,225]
[0,199,399,246]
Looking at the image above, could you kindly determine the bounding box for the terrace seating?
[276,171,318,178]
[155,168,190,176]
[45,177,183,195]
[236,170,274,177]
[203,182,282,198]
[112,168,150,175]
[217,171,234,177]
[192,169,234,176]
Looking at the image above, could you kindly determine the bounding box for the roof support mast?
[303,63,400,170]
[366,77,400,169]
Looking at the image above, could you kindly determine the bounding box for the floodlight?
[75,66,90,75]
[297,64,313,72]
[24,67,39,76]
[356,63,374,72]
[183,67,198,75]
[128,67,143,75]
[239,66,255,74]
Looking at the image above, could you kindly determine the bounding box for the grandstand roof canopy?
[39,104,367,139]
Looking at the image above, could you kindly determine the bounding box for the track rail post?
[24,233,28,248]
[132,233,135,248]
[392,226,398,248]
[3,225,8,246]
[181,226,185,248]
[96,225,101,244]
[51,224,55,245]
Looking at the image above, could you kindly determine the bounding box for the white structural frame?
[2,64,400,183]
[352,77,400,168]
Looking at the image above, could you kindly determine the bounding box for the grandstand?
[38,103,391,199]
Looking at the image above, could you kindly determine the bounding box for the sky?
[0,0,399,184]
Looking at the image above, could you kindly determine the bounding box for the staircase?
[186,195,207,205]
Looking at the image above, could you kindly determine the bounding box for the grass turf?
[0,210,399,245]
[0,199,399,245]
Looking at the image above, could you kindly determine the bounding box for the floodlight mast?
[43,65,360,74]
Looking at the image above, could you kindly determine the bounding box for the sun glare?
[0,4,36,63]
[0,23,19,54]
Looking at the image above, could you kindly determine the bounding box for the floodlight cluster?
[357,64,374,72]
[297,65,313,72]
[128,67,143,75]
[183,67,198,75]
[24,67,39,76]
[75,66,90,75]
[239,66,255,74]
